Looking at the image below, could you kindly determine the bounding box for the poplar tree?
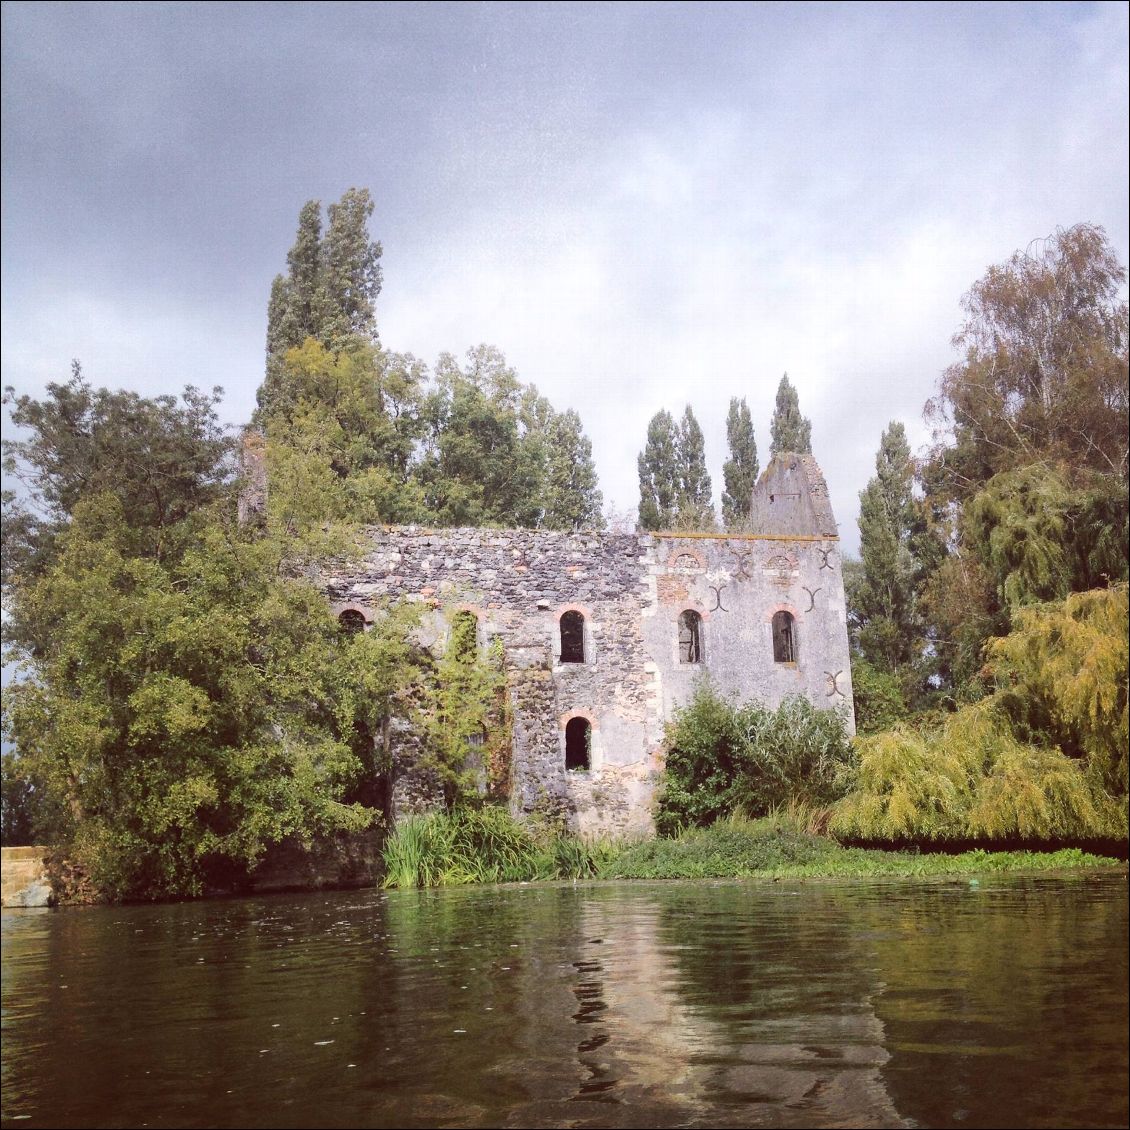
[676,405,714,528]
[542,409,604,530]
[258,188,384,422]
[852,422,922,683]
[721,397,758,528]
[769,373,812,455]
[637,410,679,530]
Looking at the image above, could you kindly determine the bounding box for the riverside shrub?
[656,683,853,836]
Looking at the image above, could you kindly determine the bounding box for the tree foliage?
[927,223,1128,500]
[259,189,384,421]
[769,373,812,455]
[1,495,395,899]
[852,422,923,680]
[831,700,1115,842]
[637,405,715,531]
[657,682,853,835]
[637,410,679,531]
[2,366,232,579]
[721,396,758,529]
[416,613,508,812]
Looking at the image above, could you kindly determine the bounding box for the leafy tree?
[721,397,758,528]
[991,584,1128,798]
[542,409,604,530]
[675,405,714,528]
[417,347,546,527]
[637,409,679,530]
[258,188,384,422]
[851,423,925,695]
[1,496,394,900]
[260,338,427,532]
[926,223,1128,500]
[2,366,231,579]
[638,406,715,531]
[769,373,812,455]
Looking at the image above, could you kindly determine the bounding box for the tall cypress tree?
[769,373,812,455]
[637,410,679,530]
[721,397,758,528]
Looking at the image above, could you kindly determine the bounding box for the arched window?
[565,716,591,770]
[772,611,797,664]
[678,610,703,664]
[560,610,586,663]
[450,610,478,660]
[339,609,366,635]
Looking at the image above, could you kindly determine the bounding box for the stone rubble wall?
[323,525,853,838]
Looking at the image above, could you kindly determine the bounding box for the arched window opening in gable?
[451,610,479,661]
[339,609,366,635]
[772,611,797,664]
[560,610,586,664]
[565,716,592,771]
[678,610,703,664]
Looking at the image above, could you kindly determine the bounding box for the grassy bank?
[381,808,1123,888]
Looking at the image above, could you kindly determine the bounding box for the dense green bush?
[656,682,853,836]
[850,660,910,734]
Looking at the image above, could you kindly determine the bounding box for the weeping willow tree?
[991,584,1128,798]
[835,585,1128,842]
[831,699,1112,842]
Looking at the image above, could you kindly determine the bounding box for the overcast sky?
[2,1,1127,553]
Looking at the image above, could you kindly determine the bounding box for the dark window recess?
[565,717,592,770]
[339,609,366,635]
[772,611,797,663]
[678,610,703,663]
[560,611,586,663]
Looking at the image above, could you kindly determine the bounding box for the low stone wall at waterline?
[1,846,55,907]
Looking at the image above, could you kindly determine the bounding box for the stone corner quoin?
[319,453,854,838]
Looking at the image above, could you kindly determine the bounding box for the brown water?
[1,873,1127,1129]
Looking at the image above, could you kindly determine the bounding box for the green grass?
[383,807,1122,888]
[601,816,1120,880]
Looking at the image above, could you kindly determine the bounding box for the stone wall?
[1,846,54,907]
[323,517,853,838]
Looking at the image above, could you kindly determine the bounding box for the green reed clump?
[381,805,622,888]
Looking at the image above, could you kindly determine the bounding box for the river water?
[2,872,1126,1129]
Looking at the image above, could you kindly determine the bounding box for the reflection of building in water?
[319,453,854,836]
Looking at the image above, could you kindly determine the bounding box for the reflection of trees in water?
[863,876,1130,1130]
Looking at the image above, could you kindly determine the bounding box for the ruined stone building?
[323,453,854,836]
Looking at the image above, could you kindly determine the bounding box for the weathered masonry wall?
[323,518,853,838]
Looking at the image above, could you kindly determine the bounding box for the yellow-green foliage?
[832,699,1112,842]
[991,584,1128,794]
[831,726,976,841]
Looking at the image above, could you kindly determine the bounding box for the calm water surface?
[2,873,1127,1129]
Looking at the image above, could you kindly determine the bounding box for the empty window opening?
[678,610,703,664]
[565,717,592,771]
[451,611,479,661]
[339,609,366,635]
[772,611,797,664]
[560,610,586,663]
